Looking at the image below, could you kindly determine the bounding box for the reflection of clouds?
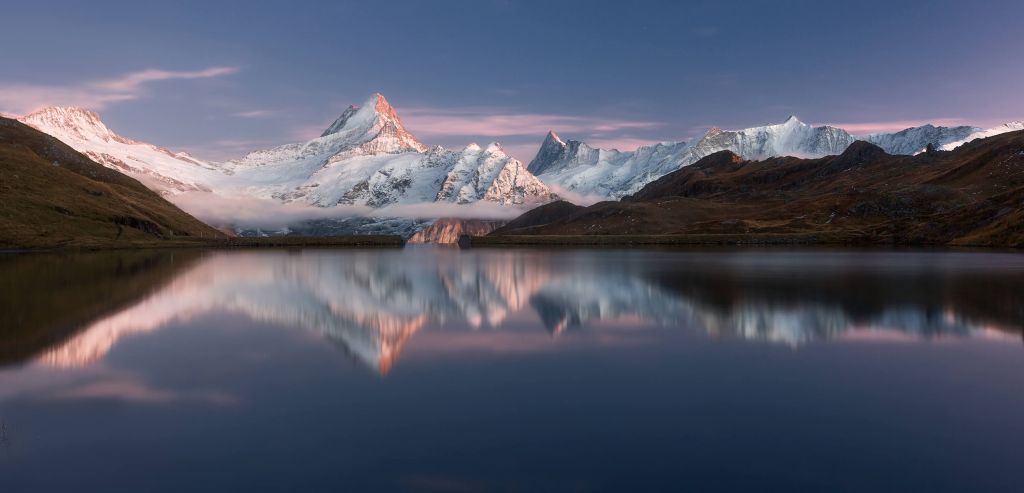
[44,378,237,405]
[0,365,236,406]
[38,249,1023,374]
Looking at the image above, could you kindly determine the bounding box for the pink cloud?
[500,143,543,163]
[48,379,237,405]
[287,123,330,141]
[230,109,273,118]
[400,106,662,138]
[0,66,239,115]
[584,137,666,151]
[94,66,239,92]
[0,86,138,115]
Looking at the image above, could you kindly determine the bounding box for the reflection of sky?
[18,249,1024,376]
[3,306,1024,492]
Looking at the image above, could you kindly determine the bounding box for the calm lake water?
[1,247,1023,492]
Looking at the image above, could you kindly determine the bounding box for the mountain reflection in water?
[2,248,1021,374]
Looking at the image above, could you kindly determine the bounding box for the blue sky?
[2,0,1022,161]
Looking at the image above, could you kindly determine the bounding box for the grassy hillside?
[0,117,225,249]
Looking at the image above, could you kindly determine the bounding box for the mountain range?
[20,94,554,211]
[492,129,1024,247]
[527,116,1020,198]
[16,93,1024,237]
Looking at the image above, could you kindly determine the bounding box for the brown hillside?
[0,117,225,249]
[491,131,1024,247]
[490,200,585,235]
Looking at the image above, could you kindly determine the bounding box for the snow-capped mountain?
[689,116,856,159]
[19,94,555,217]
[937,121,1024,151]
[19,97,1020,213]
[221,94,553,208]
[19,106,223,194]
[528,116,986,199]
[862,123,978,155]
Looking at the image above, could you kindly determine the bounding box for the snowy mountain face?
[220,95,553,208]
[862,124,978,155]
[20,97,1020,216]
[18,106,223,194]
[689,116,855,160]
[937,121,1024,151]
[19,94,555,224]
[527,131,692,199]
[529,116,998,199]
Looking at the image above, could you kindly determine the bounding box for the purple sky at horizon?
[2,0,1022,163]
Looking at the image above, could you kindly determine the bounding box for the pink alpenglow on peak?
[18,94,555,223]
[318,93,427,154]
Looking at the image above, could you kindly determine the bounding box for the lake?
[1,247,1023,492]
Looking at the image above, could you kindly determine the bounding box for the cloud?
[400,106,662,139]
[44,378,237,405]
[169,192,537,230]
[93,66,239,92]
[0,66,239,115]
[547,184,609,207]
[584,137,666,152]
[174,138,282,162]
[231,109,273,118]
[500,143,543,164]
[818,118,974,134]
[0,86,138,115]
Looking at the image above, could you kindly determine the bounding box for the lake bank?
[467,233,1024,248]
[0,234,405,253]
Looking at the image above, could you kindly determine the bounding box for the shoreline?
[0,235,406,253]
[6,233,1022,253]
[466,233,1022,249]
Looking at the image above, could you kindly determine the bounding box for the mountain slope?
[19,107,223,194]
[938,121,1024,151]
[862,124,978,155]
[528,117,983,199]
[0,117,225,248]
[223,94,554,208]
[495,130,1024,247]
[20,94,555,217]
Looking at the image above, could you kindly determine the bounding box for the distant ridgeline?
[488,129,1024,248]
